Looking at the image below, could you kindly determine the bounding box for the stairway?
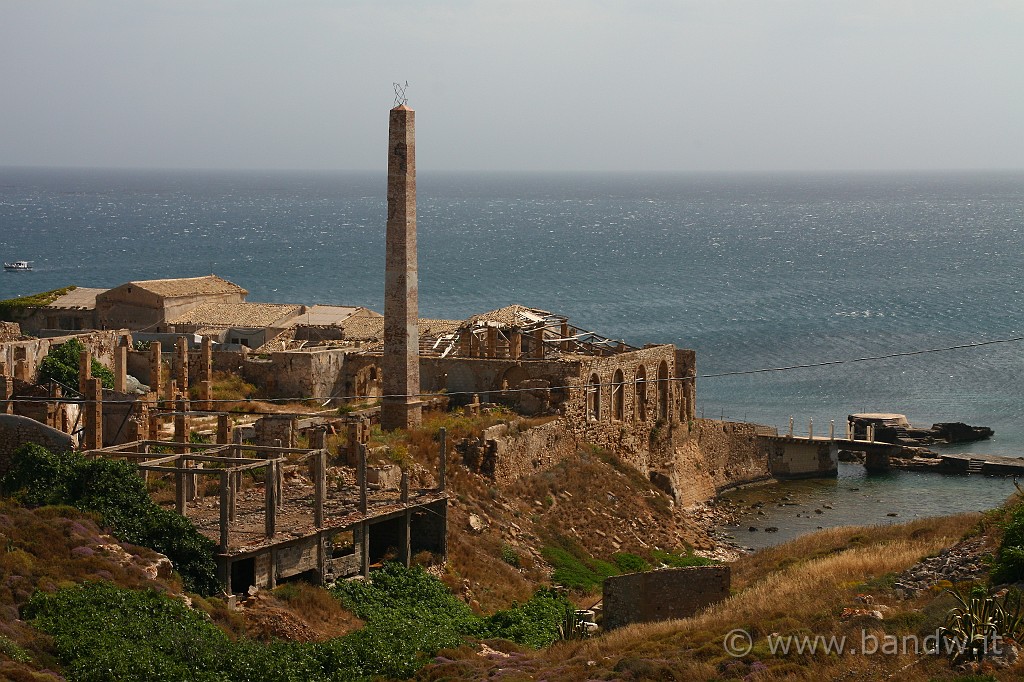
[967,458,985,474]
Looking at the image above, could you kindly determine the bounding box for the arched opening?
[635,365,647,421]
[657,361,670,421]
[587,373,601,421]
[611,369,624,421]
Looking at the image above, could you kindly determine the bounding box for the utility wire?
[5,334,1021,413]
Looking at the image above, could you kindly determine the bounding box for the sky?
[1,1,1022,173]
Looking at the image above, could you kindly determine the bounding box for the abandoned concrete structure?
[381,103,422,431]
[84,435,448,593]
[603,565,731,630]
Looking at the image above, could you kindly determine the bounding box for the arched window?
[635,365,647,421]
[657,360,670,421]
[611,369,624,421]
[587,373,601,421]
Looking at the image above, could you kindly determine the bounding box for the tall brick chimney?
[381,104,422,430]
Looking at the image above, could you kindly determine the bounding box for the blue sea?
[2,167,1023,463]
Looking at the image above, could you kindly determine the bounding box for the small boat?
[3,261,32,271]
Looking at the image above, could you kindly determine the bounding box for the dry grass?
[419,512,1017,681]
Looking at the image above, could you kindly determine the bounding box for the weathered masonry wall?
[242,350,347,400]
[0,414,74,477]
[419,356,577,408]
[602,565,731,630]
[461,419,577,485]
[670,419,775,506]
[0,330,126,384]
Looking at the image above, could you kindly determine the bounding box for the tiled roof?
[168,302,302,327]
[128,275,247,298]
[464,305,552,328]
[339,311,385,341]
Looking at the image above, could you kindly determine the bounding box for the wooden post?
[400,470,409,503]
[150,341,163,402]
[313,428,327,529]
[532,328,545,358]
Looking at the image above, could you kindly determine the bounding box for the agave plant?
[939,589,1023,663]
[557,606,591,641]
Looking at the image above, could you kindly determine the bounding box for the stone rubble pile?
[892,537,992,597]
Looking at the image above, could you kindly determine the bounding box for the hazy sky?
[2,1,1022,172]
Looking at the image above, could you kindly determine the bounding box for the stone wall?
[0,414,74,477]
[0,322,21,342]
[670,419,775,506]
[461,419,577,485]
[243,349,347,400]
[602,565,731,630]
[0,330,127,384]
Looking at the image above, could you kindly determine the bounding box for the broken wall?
[602,565,730,630]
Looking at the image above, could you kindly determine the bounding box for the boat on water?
[3,261,32,271]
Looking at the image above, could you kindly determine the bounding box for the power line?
[5,334,1021,415]
[699,335,1024,378]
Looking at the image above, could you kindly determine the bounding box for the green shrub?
[480,588,571,648]
[993,504,1024,584]
[0,444,219,595]
[612,552,651,573]
[27,565,571,682]
[37,337,114,391]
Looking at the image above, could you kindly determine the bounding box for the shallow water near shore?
[718,463,1019,550]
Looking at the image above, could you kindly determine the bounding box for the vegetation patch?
[0,444,219,595]
[23,564,571,682]
[37,337,115,391]
[0,286,76,321]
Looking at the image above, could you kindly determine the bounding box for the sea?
[2,167,1023,545]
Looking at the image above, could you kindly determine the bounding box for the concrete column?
[174,402,188,443]
[401,509,411,568]
[0,375,12,415]
[175,456,187,515]
[509,331,521,360]
[84,377,102,449]
[438,427,447,491]
[200,336,213,411]
[78,350,92,394]
[47,383,62,428]
[264,460,277,538]
[358,444,368,514]
[314,448,326,528]
[219,470,230,551]
[216,414,230,444]
[360,523,370,578]
[148,413,161,440]
[381,103,422,431]
[532,329,545,359]
[114,344,127,393]
[150,342,163,401]
[175,337,188,397]
[486,326,498,358]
